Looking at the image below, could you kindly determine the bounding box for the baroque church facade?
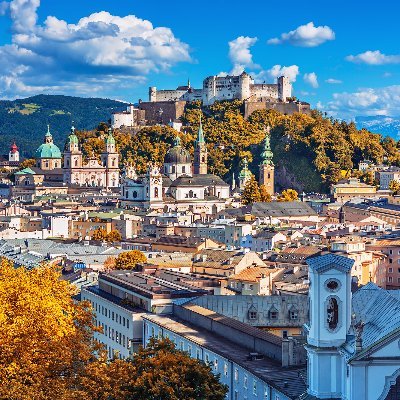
[121,119,230,213]
[13,126,119,201]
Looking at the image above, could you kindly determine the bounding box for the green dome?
[67,133,79,145]
[35,143,62,159]
[238,158,252,179]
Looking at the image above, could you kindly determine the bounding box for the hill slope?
[0,94,127,157]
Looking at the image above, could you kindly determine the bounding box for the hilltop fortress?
[149,72,292,105]
[111,71,310,128]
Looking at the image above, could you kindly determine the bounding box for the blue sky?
[0,0,399,119]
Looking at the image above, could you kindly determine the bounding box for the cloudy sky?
[0,0,399,119]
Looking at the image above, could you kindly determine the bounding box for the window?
[269,311,278,320]
[187,345,192,356]
[224,362,228,377]
[282,330,288,339]
[234,368,239,382]
[154,187,159,198]
[253,380,257,395]
[388,276,393,283]
[126,320,129,329]
[327,297,339,330]
[132,191,137,198]
[205,353,209,364]
[264,386,269,399]
[182,166,186,173]
[248,311,257,320]
[196,349,201,360]
[389,267,393,273]
[214,358,218,371]
[289,310,298,320]
[151,327,155,337]
[389,249,393,255]
[244,374,248,389]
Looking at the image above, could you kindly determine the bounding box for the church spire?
[195,115,205,146]
[193,115,207,175]
[261,126,274,166]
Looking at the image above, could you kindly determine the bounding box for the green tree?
[241,175,261,205]
[114,250,147,270]
[128,338,228,400]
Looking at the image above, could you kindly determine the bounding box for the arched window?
[189,190,194,198]
[132,191,138,198]
[74,159,78,167]
[112,158,115,167]
[267,173,270,179]
[327,297,339,330]
[154,187,159,198]
[201,156,205,163]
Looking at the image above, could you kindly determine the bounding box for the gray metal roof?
[243,201,317,217]
[307,253,354,273]
[351,282,400,358]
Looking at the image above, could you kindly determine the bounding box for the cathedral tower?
[259,126,274,196]
[63,125,82,169]
[193,117,207,175]
[101,128,120,188]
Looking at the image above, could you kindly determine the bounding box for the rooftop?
[143,313,307,399]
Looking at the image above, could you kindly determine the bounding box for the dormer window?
[248,310,257,320]
[289,310,298,320]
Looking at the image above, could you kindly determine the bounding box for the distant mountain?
[0,94,128,158]
[355,115,400,139]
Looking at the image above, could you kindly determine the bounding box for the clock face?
[153,177,160,185]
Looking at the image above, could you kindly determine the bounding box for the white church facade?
[303,253,400,400]
[121,120,230,213]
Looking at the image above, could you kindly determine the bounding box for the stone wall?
[138,101,187,125]
[244,100,311,119]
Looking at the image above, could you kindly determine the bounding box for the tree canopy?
[114,250,147,270]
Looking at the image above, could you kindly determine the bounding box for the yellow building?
[331,178,377,203]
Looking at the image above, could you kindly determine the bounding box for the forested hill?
[0,94,127,157]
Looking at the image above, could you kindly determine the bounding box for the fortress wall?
[139,101,187,124]
[244,101,311,119]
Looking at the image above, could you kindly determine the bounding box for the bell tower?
[305,253,354,399]
[259,126,274,196]
[101,128,120,188]
[193,117,208,175]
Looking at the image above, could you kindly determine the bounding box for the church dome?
[164,137,191,164]
[35,126,62,159]
[35,143,62,159]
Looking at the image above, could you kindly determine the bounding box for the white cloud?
[227,36,259,75]
[266,64,299,82]
[267,22,335,47]
[319,85,400,118]
[0,0,192,98]
[304,72,318,88]
[346,50,400,65]
[325,78,342,84]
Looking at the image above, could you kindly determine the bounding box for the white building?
[111,104,145,128]
[148,72,292,106]
[379,167,400,190]
[121,122,230,212]
[304,253,400,399]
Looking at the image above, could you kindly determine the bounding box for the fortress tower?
[277,76,292,101]
[259,127,274,196]
[149,86,157,102]
[193,117,208,175]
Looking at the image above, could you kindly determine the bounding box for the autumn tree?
[389,180,400,195]
[107,230,122,242]
[92,228,108,241]
[0,259,101,400]
[259,184,272,202]
[278,189,299,202]
[103,256,116,271]
[79,338,228,400]
[241,175,261,205]
[114,250,147,270]
[17,158,35,170]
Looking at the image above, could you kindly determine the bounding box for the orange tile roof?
[229,266,273,282]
